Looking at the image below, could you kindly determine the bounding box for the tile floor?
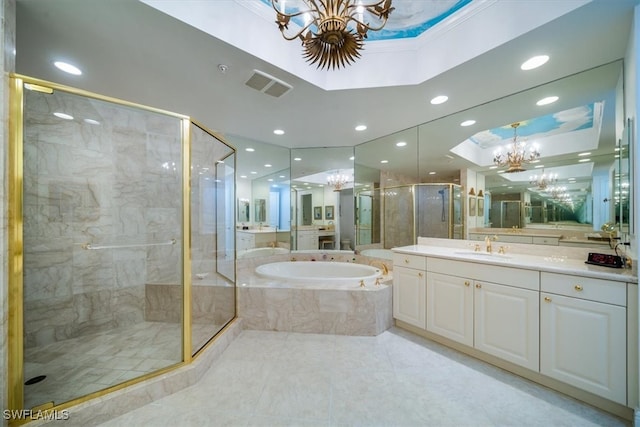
[97,327,629,427]
[24,322,218,408]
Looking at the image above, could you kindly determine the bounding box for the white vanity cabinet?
[540,272,627,405]
[392,253,427,329]
[296,229,319,250]
[426,258,539,371]
[426,271,473,346]
[473,280,539,371]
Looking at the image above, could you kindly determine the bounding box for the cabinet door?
[426,272,473,346]
[474,281,539,371]
[540,293,626,404]
[393,266,426,329]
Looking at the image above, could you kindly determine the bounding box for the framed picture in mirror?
[314,206,322,220]
[325,205,334,220]
[477,197,484,216]
[469,197,476,217]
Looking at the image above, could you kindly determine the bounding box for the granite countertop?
[470,231,560,238]
[236,228,289,233]
[392,244,637,283]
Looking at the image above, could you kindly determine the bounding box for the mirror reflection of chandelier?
[493,122,541,173]
[271,0,395,69]
[529,169,557,190]
[327,170,350,191]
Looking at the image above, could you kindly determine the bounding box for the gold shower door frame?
[7,75,237,420]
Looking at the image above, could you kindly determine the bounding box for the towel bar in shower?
[81,239,177,250]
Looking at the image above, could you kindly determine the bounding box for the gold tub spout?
[369,260,389,275]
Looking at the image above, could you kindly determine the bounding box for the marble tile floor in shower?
[99,327,629,427]
[24,322,217,409]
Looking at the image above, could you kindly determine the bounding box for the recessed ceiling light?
[294,157,301,161]
[53,112,73,120]
[428,171,436,175]
[430,95,448,105]
[536,96,559,106]
[53,61,82,75]
[530,159,540,163]
[84,118,100,125]
[460,120,476,127]
[508,186,513,189]
[250,171,257,174]
[380,160,389,164]
[279,175,285,178]
[578,158,591,163]
[355,125,367,131]
[578,152,591,156]
[240,175,247,179]
[489,166,498,170]
[396,141,407,147]
[521,55,549,71]
[568,178,576,181]
[264,164,272,167]
[534,164,544,168]
[245,148,255,152]
[615,154,620,158]
[349,156,355,160]
[267,179,274,182]
[273,129,285,135]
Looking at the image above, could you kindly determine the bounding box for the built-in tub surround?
[238,246,289,259]
[237,254,393,336]
[256,261,382,285]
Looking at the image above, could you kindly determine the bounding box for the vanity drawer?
[393,253,427,270]
[532,236,559,246]
[540,272,626,306]
[428,257,539,291]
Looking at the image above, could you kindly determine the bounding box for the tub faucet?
[369,260,389,275]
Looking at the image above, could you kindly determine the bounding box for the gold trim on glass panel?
[8,76,25,413]
[12,74,190,120]
[182,118,193,364]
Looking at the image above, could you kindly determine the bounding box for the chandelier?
[327,170,350,191]
[529,169,557,190]
[493,122,541,173]
[271,0,395,70]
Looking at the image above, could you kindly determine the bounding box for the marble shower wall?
[22,88,183,348]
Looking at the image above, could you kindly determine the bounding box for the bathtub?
[255,261,382,285]
[241,261,392,335]
[360,248,393,260]
[237,247,289,259]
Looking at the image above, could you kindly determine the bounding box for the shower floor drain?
[25,375,46,385]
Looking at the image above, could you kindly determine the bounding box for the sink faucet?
[369,260,389,275]
[485,235,497,253]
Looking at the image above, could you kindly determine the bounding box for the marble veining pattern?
[92,328,628,427]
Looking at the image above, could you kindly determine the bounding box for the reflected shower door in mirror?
[291,146,354,251]
[238,198,250,223]
[615,117,632,233]
[354,127,419,255]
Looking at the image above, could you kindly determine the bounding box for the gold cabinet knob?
[404,259,410,264]
[574,285,583,291]
[418,272,423,278]
[544,296,552,302]
[464,281,470,287]
[475,283,482,289]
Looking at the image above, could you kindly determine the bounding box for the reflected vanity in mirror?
[354,60,632,256]
[291,146,354,251]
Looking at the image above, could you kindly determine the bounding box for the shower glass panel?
[189,124,236,356]
[20,83,184,408]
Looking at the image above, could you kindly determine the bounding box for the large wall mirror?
[354,60,630,254]
[227,136,291,258]
[291,147,355,251]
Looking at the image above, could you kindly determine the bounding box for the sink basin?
[453,250,512,260]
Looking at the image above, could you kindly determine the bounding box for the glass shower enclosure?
[8,76,236,416]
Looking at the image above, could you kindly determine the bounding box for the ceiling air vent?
[245,70,292,98]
